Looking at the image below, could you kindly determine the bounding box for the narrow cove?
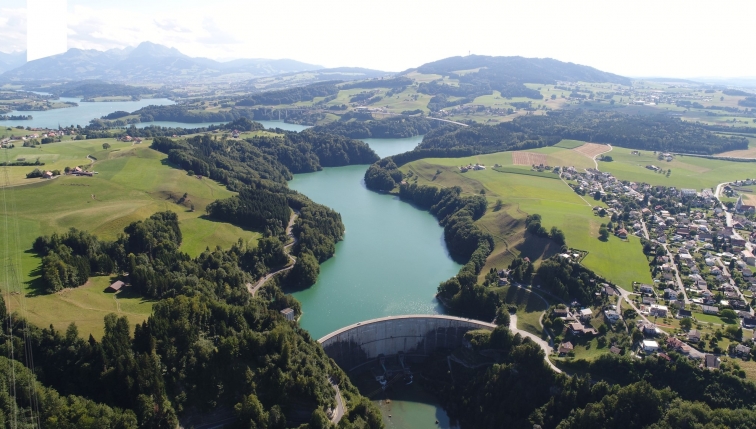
[288,135,462,429]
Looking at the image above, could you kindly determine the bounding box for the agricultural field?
[1,139,260,338]
[596,145,756,189]
[401,145,653,290]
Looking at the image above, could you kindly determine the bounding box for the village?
[496,158,756,373]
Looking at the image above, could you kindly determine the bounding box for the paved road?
[329,377,346,425]
[248,211,299,296]
[590,144,613,170]
[662,243,690,305]
[508,313,561,373]
[617,288,651,324]
[714,182,734,227]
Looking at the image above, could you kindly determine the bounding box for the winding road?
[328,377,346,425]
[508,313,561,373]
[247,211,299,296]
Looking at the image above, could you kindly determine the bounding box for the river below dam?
[288,135,461,429]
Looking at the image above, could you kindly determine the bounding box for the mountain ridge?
[1,41,324,83]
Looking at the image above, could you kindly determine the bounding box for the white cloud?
[0,7,27,53]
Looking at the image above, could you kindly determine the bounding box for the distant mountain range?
[0,42,325,83]
[0,51,26,74]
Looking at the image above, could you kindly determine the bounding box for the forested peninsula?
[311,116,440,139]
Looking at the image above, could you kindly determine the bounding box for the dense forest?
[311,116,440,139]
[422,325,756,429]
[339,77,412,90]
[131,105,251,123]
[83,117,262,139]
[534,256,607,305]
[236,81,340,106]
[10,213,382,428]
[416,111,747,155]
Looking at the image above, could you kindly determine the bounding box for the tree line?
[236,81,340,106]
[311,116,440,139]
[131,104,251,123]
[395,183,498,318]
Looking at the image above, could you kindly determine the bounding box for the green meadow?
[402,145,653,291]
[596,146,756,189]
[1,139,260,338]
[402,140,756,291]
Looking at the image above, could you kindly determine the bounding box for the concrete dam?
[318,315,496,372]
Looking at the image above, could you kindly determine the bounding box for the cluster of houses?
[118,135,143,143]
[458,163,486,172]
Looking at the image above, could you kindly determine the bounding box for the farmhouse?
[687,330,702,343]
[280,308,295,321]
[558,342,574,355]
[107,280,125,292]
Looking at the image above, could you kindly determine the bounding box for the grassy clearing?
[492,166,560,179]
[1,141,260,338]
[4,276,154,340]
[692,312,737,325]
[403,150,653,289]
[496,285,551,337]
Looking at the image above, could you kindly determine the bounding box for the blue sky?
[3,0,756,78]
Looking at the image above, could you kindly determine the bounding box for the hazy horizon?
[2,0,756,79]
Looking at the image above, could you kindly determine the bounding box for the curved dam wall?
[318,315,496,371]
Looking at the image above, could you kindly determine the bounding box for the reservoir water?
[0,97,309,133]
[288,135,461,429]
[1,97,174,128]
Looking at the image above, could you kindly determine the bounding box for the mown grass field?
[597,145,756,189]
[1,139,260,338]
[402,145,653,290]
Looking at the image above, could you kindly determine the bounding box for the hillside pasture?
[597,146,756,189]
[402,153,653,290]
[1,141,260,338]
